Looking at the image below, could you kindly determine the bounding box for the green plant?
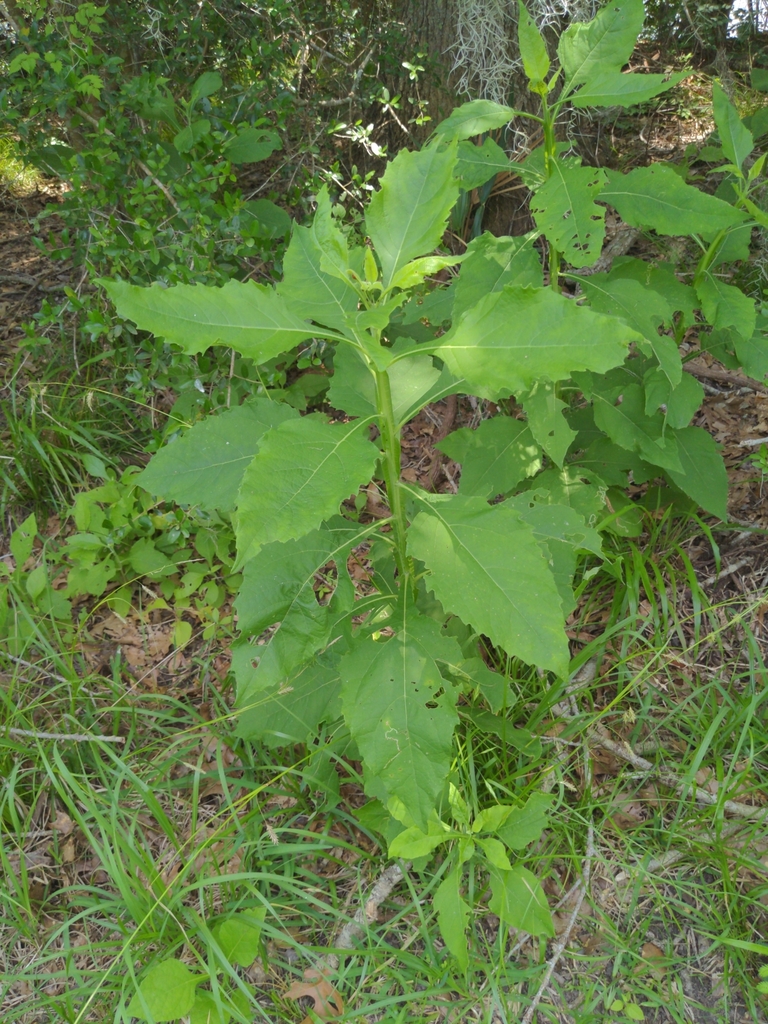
[0,467,238,656]
[101,0,767,967]
[127,909,264,1023]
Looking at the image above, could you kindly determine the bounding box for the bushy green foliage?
[102,0,768,962]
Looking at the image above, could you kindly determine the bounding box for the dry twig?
[3,726,125,744]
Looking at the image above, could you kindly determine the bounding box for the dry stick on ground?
[5,653,79,686]
[685,360,768,397]
[3,726,125,743]
[553,660,768,822]
[321,862,408,971]
[521,707,597,1024]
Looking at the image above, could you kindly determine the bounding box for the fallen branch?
[522,695,597,1023]
[4,726,125,744]
[551,660,767,821]
[0,272,68,293]
[521,824,595,1024]
[323,861,406,970]
[590,727,767,821]
[685,360,768,397]
[5,653,79,686]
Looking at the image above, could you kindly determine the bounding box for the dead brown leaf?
[286,967,344,1023]
[51,810,74,835]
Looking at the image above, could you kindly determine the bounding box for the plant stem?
[548,244,560,292]
[694,228,726,287]
[374,367,412,587]
[541,94,561,292]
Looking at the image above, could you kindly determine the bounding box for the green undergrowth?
[2,510,768,1023]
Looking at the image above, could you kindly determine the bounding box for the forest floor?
[3,120,768,1024]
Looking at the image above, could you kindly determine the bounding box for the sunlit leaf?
[102,278,319,361]
[531,160,607,268]
[437,284,635,399]
[128,960,201,1022]
[339,599,462,829]
[408,494,569,676]
[137,399,298,512]
[235,415,379,563]
[489,864,554,936]
[366,140,460,289]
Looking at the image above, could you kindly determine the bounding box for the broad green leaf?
[574,436,649,487]
[235,647,344,744]
[128,538,176,578]
[240,199,291,240]
[212,911,265,967]
[189,992,229,1024]
[478,836,513,870]
[711,223,753,268]
[401,284,456,326]
[137,399,297,512]
[433,868,470,972]
[279,224,359,333]
[489,865,554,937]
[665,426,728,520]
[453,232,542,319]
[508,494,603,615]
[472,804,513,834]
[10,513,36,570]
[102,279,319,361]
[600,164,747,238]
[558,0,644,89]
[311,186,353,284]
[366,140,460,289]
[128,960,201,1022]
[713,82,753,172]
[734,319,768,380]
[389,254,464,292]
[516,141,571,190]
[455,138,512,191]
[752,69,768,93]
[531,161,607,268]
[339,602,461,829]
[454,658,511,713]
[643,367,703,428]
[438,416,541,497]
[407,494,569,676]
[434,99,516,141]
[592,384,682,472]
[329,344,462,427]
[525,465,609,521]
[189,70,223,106]
[579,275,681,384]
[437,285,635,399]
[609,257,698,328]
[572,71,686,108]
[224,127,281,164]
[346,296,407,342]
[518,1,550,84]
[173,119,211,153]
[234,519,366,695]
[235,415,379,563]
[497,792,553,850]
[388,824,449,859]
[522,380,577,467]
[697,273,756,342]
